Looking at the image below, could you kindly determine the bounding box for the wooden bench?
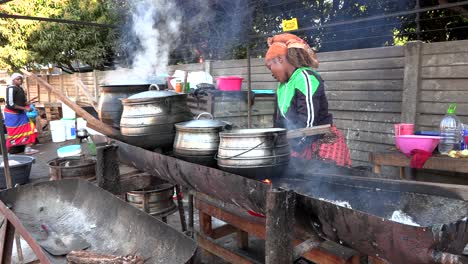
[369,151,468,179]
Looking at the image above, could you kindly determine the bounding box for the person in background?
[4,73,39,154]
[265,33,351,167]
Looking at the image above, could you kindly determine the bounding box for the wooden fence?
[1,39,467,167]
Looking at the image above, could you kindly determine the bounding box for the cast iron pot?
[216,128,290,180]
[120,87,193,150]
[174,112,231,166]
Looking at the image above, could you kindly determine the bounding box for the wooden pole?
[0,110,24,263]
[96,144,120,194]
[76,78,98,108]
[20,69,119,137]
[265,188,295,264]
[247,44,252,128]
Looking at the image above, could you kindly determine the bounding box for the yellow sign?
[282,18,298,32]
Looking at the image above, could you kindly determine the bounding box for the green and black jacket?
[274,67,332,131]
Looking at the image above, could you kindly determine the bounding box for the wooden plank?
[419,102,468,115]
[332,111,400,123]
[334,119,395,134]
[342,129,395,145]
[421,79,468,91]
[212,65,267,76]
[369,151,468,174]
[420,90,468,103]
[245,68,404,83]
[317,46,404,62]
[422,39,468,55]
[349,149,374,163]
[347,141,393,153]
[422,53,468,67]
[197,236,260,264]
[328,101,401,112]
[325,80,403,91]
[422,65,468,79]
[318,57,404,72]
[401,41,422,124]
[287,125,331,139]
[416,114,463,128]
[326,91,401,102]
[211,57,405,76]
[212,59,248,69]
[320,69,404,81]
[21,70,119,137]
[265,189,295,264]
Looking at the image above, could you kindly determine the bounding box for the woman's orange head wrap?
[265,33,319,67]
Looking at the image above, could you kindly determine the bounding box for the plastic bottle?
[438,104,462,154]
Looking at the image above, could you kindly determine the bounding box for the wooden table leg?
[200,211,212,236]
[237,230,249,250]
[399,167,406,180]
[373,164,382,174]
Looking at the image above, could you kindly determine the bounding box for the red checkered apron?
[291,126,352,167]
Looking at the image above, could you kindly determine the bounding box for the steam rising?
[131,0,181,78]
[104,0,183,84]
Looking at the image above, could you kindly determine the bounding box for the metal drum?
[47,157,96,180]
[97,84,151,129]
[125,184,176,216]
[120,89,193,150]
[217,128,290,179]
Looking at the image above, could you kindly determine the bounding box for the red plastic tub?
[216,76,243,91]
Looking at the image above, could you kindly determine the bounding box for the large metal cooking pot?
[120,88,193,150]
[98,84,157,129]
[174,112,231,166]
[217,128,290,179]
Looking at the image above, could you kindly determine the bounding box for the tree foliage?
[0,0,121,72]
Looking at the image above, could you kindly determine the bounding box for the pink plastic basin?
[217,76,243,91]
[395,135,440,155]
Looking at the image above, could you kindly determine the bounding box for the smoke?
[105,0,251,84]
[130,0,181,79]
[105,0,183,84]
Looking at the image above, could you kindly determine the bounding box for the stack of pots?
[174,113,231,167]
[216,128,290,180]
[120,87,193,150]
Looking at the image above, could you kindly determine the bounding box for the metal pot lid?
[176,119,227,128]
[127,90,179,99]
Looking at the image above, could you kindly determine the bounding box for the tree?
[0,0,121,72]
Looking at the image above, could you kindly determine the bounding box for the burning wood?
[262,178,272,185]
[66,250,145,264]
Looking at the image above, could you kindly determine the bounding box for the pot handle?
[149,84,160,91]
[196,112,214,120]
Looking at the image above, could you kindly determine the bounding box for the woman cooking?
[265,33,351,167]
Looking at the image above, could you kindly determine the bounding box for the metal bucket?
[217,128,290,179]
[97,84,151,129]
[120,90,193,150]
[47,157,96,180]
[126,184,176,216]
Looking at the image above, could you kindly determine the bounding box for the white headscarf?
[10,73,23,85]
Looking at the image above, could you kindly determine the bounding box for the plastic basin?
[395,135,441,155]
[216,76,243,91]
[0,155,35,189]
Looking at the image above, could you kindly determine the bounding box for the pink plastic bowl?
[217,76,243,91]
[395,135,440,155]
